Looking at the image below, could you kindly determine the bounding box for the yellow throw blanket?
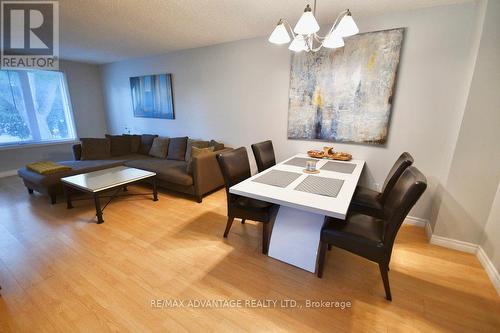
[26,161,73,175]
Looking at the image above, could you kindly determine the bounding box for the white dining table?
[230,153,365,273]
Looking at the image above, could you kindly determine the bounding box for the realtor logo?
[1,0,59,69]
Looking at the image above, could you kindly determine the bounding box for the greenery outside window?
[0,70,77,147]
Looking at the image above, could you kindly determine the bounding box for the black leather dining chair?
[317,166,427,301]
[251,140,276,173]
[216,147,278,254]
[350,152,414,218]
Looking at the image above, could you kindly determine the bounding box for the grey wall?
[100,2,483,222]
[434,0,500,243]
[62,60,108,138]
[0,60,107,173]
[482,182,500,273]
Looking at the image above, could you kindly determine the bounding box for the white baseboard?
[424,223,500,296]
[477,246,500,295]
[425,221,433,241]
[429,234,478,253]
[0,169,17,178]
[402,216,434,241]
[402,216,499,295]
[403,215,428,228]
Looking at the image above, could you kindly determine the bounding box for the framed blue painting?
[130,73,175,119]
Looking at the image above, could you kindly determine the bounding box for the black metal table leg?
[94,193,104,224]
[153,177,158,201]
[63,184,73,209]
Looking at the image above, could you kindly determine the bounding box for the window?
[0,70,76,147]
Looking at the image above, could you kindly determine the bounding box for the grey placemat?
[284,157,318,168]
[294,176,344,198]
[320,161,356,174]
[252,170,302,188]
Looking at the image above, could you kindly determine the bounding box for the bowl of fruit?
[307,146,352,161]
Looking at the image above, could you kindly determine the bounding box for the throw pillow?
[80,138,111,160]
[149,137,170,158]
[185,139,210,162]
[123,134,141,153]
[138,134,158,155]
[209,139,224,151]
[106,134,131,156]
[186,146,214,174]
[167,136,188,161]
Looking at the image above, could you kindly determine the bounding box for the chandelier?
[268,0,359,52]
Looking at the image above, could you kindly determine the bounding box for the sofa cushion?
[123,134,141,153]
[185,139,210,162]
[80,138,111,160]
[18,159,124,187]
[167,136,188,161]
[109,153,155,161]
[139,134,158,155]
[149,137,169,159]
[186,146,214,174]
[124,159,193,186]
[209,139,225,151]
[106,134,131,156]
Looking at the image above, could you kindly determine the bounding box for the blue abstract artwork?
[130,74,174,119]
[287,28,404,145]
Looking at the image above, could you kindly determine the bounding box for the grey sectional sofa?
[17,134,230,204]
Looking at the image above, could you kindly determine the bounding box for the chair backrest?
[251,140,276,173]
[380,152,414,203]
[382,166,427,250]
[216,147,252,194]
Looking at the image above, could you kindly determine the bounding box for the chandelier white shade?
[288,35,308,52]
[336,13,359,37]
[268,1,359,52]
[293,6,320,35]
[268,22,291,44]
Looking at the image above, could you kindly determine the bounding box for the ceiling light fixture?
[268,0,359,52]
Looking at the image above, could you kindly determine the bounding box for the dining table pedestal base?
[268,206,326,273]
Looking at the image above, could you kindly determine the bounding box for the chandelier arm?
[309,35,325,52]
[279,18,297,39]
[326,9,350,36]
[310,42,324,52]
[313,34,324,42]
[313,9,350,49]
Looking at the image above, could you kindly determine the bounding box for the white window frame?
[0,69,78,150]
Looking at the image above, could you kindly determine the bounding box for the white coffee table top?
[61,166,156,193]
[230,154,365,219]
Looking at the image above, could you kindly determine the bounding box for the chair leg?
[379,263,392,301]
[241,219,246,224]
[223,217,234,238]
[317,241,328,278]
[50,194,56,205]
[262,222,272,254]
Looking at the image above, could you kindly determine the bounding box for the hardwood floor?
[0,175,499,332]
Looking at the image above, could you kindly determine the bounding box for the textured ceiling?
[59,0,470,64]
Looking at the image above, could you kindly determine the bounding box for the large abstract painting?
[130,74,174,119]
[287,28,404,144]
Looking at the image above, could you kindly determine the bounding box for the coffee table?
[61,166,158,224]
